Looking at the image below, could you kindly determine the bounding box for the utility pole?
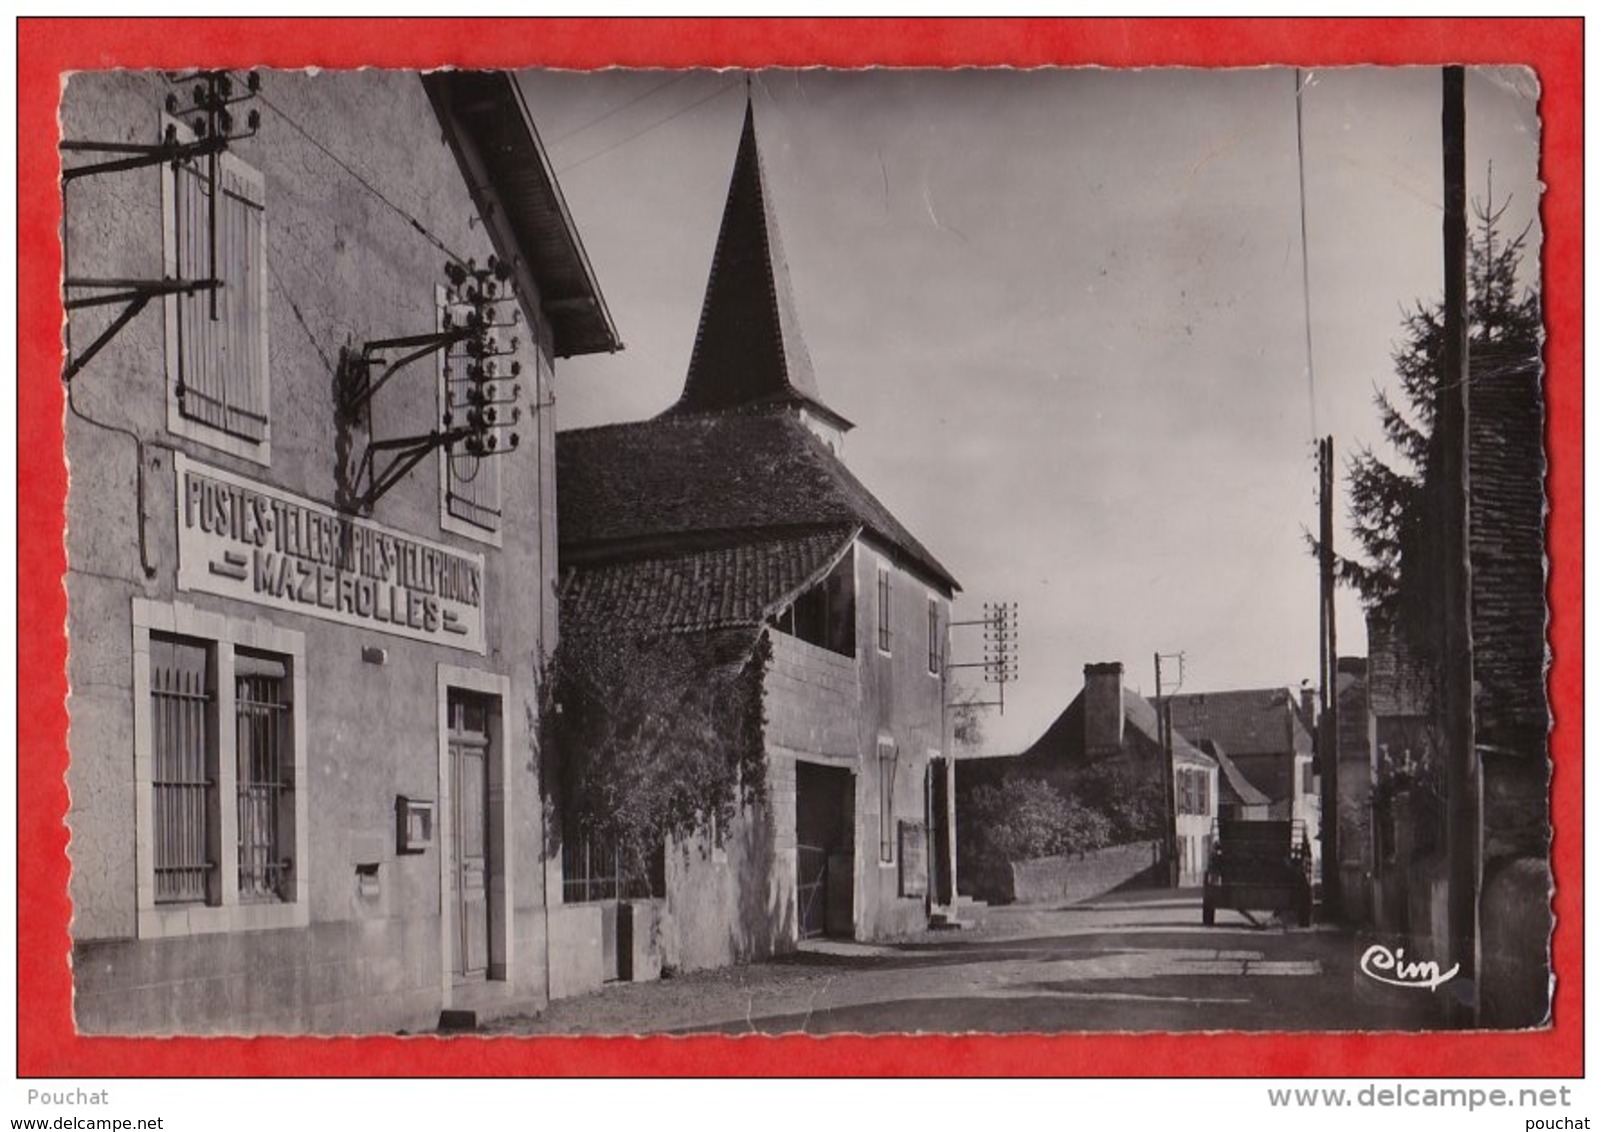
[1318,436,1340,917]
[1154,651,1183,887]
[1440,65,1481,1027]
[947,603,1019,713]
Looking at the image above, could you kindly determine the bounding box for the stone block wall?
[1008,842,1163,906]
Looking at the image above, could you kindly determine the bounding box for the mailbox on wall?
[396,796,435,854]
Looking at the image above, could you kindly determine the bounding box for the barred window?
[133,601,307,938]
[927,597,940,675]
[235,650,293,902]
[149,634,217,906]
[166,136,269,453]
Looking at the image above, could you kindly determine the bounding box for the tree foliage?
[1069,760,1168,844]
[546,630,770,890]
[961,777,1113,870]
[1337,192,1541,620]
[948,678,987,754]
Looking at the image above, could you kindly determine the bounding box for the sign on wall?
[175,454,486,653]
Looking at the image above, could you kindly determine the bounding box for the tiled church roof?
[558,409,958,592]
[560,525,857,637]
[557,95,958,653]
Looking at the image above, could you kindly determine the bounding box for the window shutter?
[173,151,267,442]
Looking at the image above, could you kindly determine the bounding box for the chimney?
[1300,680,1316,729]
[1083,662,1125,754]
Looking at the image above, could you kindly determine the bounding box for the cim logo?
[1359,943,1461,990]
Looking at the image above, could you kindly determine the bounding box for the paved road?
[487,890,1450,1035]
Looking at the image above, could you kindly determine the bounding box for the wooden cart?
[1201,819,1313,927]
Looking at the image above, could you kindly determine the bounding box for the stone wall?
[1008,842,1164,906]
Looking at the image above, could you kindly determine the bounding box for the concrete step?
[929,906,973,930]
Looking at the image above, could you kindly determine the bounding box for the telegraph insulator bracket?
[340,257,526,514]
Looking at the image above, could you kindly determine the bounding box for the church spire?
[665,93,852,432]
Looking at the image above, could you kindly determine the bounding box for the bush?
[1070,761,1166,844]
[961,777,1113,884]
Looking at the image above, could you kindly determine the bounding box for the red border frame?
[17,17,1582,1077]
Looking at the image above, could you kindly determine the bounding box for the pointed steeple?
[665,95,852,433]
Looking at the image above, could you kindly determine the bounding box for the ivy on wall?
[543,629,771,889]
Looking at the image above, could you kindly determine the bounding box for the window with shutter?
[876,565,892,654]
[163,129,269,462]
[878,738,897,864]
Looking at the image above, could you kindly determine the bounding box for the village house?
[959,661,1221,895]
[1163,685,1321,872]
[1190,738,1274,822]
[553,100,962,983]
[61,69,618,1033]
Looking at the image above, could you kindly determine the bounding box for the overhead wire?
[1294,68,1319,443]
[545,71,695,148]
[557,77,742,177]
[255,89,468,266]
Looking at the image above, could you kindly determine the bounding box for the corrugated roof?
[561,525,857,638]
[557,409,958,593]
[422,71,621,358]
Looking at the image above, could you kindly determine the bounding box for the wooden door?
[928,758,953,906]
[449,692,490,978]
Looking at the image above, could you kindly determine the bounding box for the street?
[487,890,1450,1035]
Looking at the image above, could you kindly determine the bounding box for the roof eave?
[422,70,622,358]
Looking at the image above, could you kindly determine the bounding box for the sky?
[516,66,1542,756]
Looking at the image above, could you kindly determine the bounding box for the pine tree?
[1337,189,1540,620]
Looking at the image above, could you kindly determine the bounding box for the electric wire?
[1294,68,1319,443]
[66,380,163,579]
[545,71,695,148]
[255,90,468,267]
[557,78,742,176]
